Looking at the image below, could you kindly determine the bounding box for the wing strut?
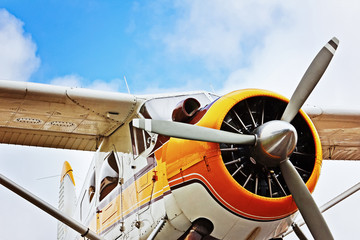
[283,181,360,238]
[0,173,104,240]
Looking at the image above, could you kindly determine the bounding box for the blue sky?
[0,1,360,239]
[2,1,174,88]
[0,1,313,95]
[1,1,233,92]
[1,0,359,107]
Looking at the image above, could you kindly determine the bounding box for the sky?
[0,0,359,239]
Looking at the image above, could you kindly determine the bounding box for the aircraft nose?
[252,120,298,167]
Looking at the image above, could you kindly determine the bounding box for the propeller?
[281,37,339,123]
[252,119,334,239]
[278,37,338,239]
[133,37,338,240]
[132,119,255,145]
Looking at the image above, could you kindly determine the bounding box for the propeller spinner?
[251,120,298,167]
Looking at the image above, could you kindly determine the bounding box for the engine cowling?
[163,89,322,221]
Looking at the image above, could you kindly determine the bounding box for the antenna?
[124,76,131,94]
[210,84,216,94]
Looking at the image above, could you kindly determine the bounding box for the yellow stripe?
[97,162,170,233]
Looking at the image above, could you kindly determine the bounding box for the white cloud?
[139,77,209,95]
[221,1,360,109]
[87,78,124,92]
[164,0,288,69]
[163,1,360,108]
[50,74,83,88]
[0,9,40,81]
[51,75,126,92]
[0,9,125,94]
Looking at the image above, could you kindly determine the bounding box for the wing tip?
[60,161,75,186]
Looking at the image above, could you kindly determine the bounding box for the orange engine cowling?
[163,89,322,221]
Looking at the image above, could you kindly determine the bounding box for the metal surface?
[305,106,360,160]
[280,160,334,240]
[132,119,256,145]
[284,181,360,237]
[0,173,104,240]
[220,96,315,198]
[135,38,339,240]
[223,37,338,239]
[147,217,167,240]
[0,80,139,151]
[291,223,308,240]
[252,120,297,167]
[274,38,339,239]
[281,37,339,123]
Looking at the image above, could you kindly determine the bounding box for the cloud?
[0,9,40,81]
[162,1,360,108]
[221,1,360,108]
[138,77,209,95]
[163,0,288,69]
[87,78,125,92]
[51,74,126,92]
[0,9,126,94]
[50,74,83,88]
[0,9,124,93]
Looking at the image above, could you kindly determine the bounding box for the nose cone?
[252,120,298,167]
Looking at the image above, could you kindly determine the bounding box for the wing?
[304,106,360,160]
[0,80,141,151]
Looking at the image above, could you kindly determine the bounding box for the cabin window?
[130,123,151,157]
[80,168,95,221]
[88,172,95,203]
[99,152,119,201]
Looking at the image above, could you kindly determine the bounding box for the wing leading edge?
[0,80,140,151]
[1,80,359,159]
[305,106,360,160]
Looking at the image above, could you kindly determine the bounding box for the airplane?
[0,37,360,240]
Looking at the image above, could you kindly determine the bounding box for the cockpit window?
[99,152,119,201]
[131,93,212,158]
[130,123,152,157]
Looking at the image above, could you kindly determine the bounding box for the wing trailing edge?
[305,106,360,160]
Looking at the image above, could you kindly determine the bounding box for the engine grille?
[220,96,316,198]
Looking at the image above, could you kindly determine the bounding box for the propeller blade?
[132,119,256,145]
[280,159,334,240]
[281,37,339,122]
